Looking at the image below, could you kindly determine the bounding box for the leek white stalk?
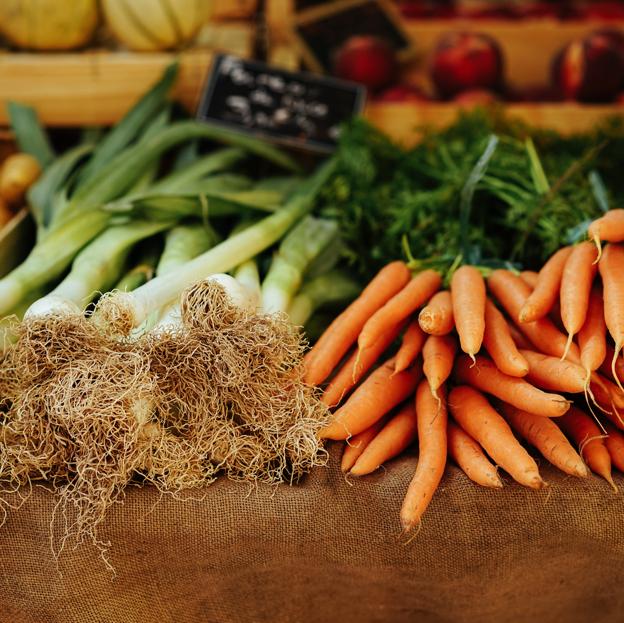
[24,220,172,319]
[93,159,336,331]
[0,210,111,316]
[260,216,339,314]
[233,260,261,309]
[287,271,361,326]
[152,223,219,329]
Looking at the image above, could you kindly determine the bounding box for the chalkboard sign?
[294,0,413,73]
[196,54,366,153]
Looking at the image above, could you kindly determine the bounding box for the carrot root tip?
[561,331,574,362]
[592,233,602,264]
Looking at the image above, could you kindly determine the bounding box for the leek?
[260,216,339,314]
[0,210,111,315]
[7,101,55,167]
[25,220,174,318]
[75,62,178,188]
[287,271,360,326]
[114,239,163,292]
[156,223,219,276]
[94,158,336,330]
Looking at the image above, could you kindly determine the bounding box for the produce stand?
[2,446,623,623]
[2,4,624,623]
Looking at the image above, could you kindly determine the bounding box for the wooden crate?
[212,0,259,20]
[0,22,255,127]
[265,1,624,138]
[365,101,624,146]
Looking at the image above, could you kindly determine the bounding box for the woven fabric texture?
[1,444,623,623]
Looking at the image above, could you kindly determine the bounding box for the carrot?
[451,265,486,360]
[418,290,454,336]
[599,344,624,384]
[598,244,624,392]
[488,269,580,361]
[320,357,422,440]
[350,402,417,476]
[322,320,406,408]
[519,271,539,289]
[588,209,624,259]
[499,402,588,477]
[422,334,457,399]
[520,349,587,394]
[304,261,411,385]
[358,270,441,351]
[400,381,447,532]
[578,287,607,374]
[589,374,624,430]
[508,323,533,350]
[604,422,624,473]
[483,299,529,377]
[447,421,503,489]
[558,406,616,490]
[394,319,427,374]
[340,417,388,473]
[560,241,599,359]
[519,246,572,323]
[455,354,570,417]
[448,386,544,488]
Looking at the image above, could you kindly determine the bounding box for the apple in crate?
[430,32,504,99]
[333,36,398,91]
[552,30,624,102]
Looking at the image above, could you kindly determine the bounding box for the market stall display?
[1,3,624,622]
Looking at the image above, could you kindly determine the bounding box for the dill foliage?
[320,110,624,281]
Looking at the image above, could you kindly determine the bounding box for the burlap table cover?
[1,443,623,623]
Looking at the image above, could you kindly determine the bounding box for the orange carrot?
[418,290,454,336]
[488,269,580,361]
[350,402,417,476]
[451,265,486,360]
[304,261,411,385]
[519,246,572,323]
[520,349,587,394]
[322,320,406,408]
[600,344,624,384]
[358,270,441,350]
[559,241,598,359]
[400,381,447,532]
[454,354,570,417]
[604,422,624,473]
[588,209,624,258]
[483,298,529,377]
[589,374,624,430]
[320,357,422,440]
[447,421,503,489]
[519,271,539,289]
[449,386,544,488]
[340,417,388,473]
[578,287,607,378]
[394,319,427,374]
[508,323,533,350]
[558,406,616,490]
[422,334,457,398]
[598,244,624,391]
[499,402,588,477]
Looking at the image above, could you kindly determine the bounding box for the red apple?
[375,84,430,102]
[430,32,504,99]
[552,31,624,102]
[333,36,398,91]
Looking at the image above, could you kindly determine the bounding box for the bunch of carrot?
[305,208,624,533]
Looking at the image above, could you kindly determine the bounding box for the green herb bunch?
[320,110,624,281]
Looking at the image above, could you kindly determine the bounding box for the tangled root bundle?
[0,281,329,555]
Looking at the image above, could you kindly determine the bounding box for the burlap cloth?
[1,443,623,623]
